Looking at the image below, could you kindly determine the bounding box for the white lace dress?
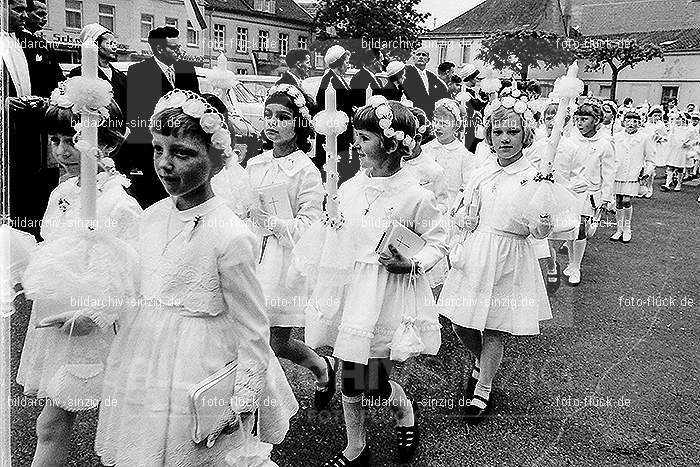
[16,174,142,407]
[95,196,298,466]
[304,168,447,365]
[246,150,324,327]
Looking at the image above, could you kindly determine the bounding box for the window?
[165,17,178,29]
[187,21,198,46]
[460,42,470,64]
[98,4,114,32]
[254,0,275,12]
[237,68,248,75]
[279,33,288,55]
[661,86,679,104]
[258,30,269,51]
[140,14,153,41]
[65,0,82,29]
[314,52,324,69]
[298,36,307,49]
[213,24,226,51]
[236,27,248,53]
[438,42,448,63]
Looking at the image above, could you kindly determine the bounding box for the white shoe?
[568,269,581,286]
[622,230,631,243]
[563,265,573,276]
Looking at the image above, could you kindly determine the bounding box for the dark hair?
[260,91,314,153]
[148,26,179,50]
[623,97,633,105]
[354,101,417,160]
[526,80,541,95]
[285,48,310,68]
[437,62,455,74]
[150,94,230,172]
[450,75,462,85]
[26,0,46,10]
[409,107,432,145]
[574,102,603,121]
[353,48,382,67]
[45,98,126,153]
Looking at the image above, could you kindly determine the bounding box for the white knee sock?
[615,209,624,234]
[341,394,366,460]
[571,239,587,271]
[471,380,492,408]
[623,206,632,233]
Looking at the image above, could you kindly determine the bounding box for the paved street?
[10,177,700,466]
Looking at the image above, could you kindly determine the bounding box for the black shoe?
[545,261,561,295]
[314,355,338,411]
[465,373,478,400]
[660,184,670,192]
[464,395,491,426]
[322,445,371,467]
[396,400,420,463]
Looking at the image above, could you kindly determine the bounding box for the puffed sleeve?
[411,192,448,272]
[219,226,298,443]
[268,166,324,248]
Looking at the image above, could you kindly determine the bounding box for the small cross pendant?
[364,207,370,216]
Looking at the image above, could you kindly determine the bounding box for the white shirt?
[0,31,31,96]
[154,56,175,86]
[571,129,616,203]
[417,67,429,92]
[99,65,113,81]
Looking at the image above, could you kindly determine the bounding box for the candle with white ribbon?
[80,40,99,224]
[217,52,228,71]
[324,86,339,218]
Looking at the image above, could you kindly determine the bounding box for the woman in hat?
[375,60,407,102]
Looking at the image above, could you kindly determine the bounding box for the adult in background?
[375,61,407,102]
[2,0,63,236]
[315,45,356,183]
[124,26,200,208]
[437,61,455,86]
[24,0,46,33]
[277,48,317,113]
[403,47,449,120]
[69,24,127,123]
[456,63,485,153]
[349,48,383,109]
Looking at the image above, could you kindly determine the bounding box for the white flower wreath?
[434,98,462,124]
[266,83,312,123]
[366,95,416,150]
[153,89,234,156]
[484,86,535,124]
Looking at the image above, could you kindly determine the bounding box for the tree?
[572,38,664,101]
[477,28,573,82]
[311,0,429,63]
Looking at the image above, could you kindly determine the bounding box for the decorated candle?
[79,40,99,224]
[366,85,372,106]
[324,86,339,218]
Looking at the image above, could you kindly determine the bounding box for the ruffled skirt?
[304,262,441,365]
[95,305,297,466]
[614,180,640,197]
[439,229,551,335]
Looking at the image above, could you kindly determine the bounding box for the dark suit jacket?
[276,71,318,115]
[349,67,380,109]
[461,87,486,152]
[123,57,200,208]
[15,30,64,98]
[375,79,404,102]
[314,69,357,184]
[403,65,449,119]
[69,64,127,119]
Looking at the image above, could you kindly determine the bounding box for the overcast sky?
[417,0,484,29]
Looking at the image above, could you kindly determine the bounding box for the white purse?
[188,360,238,444]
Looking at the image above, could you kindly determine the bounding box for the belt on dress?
[476,226,528,239]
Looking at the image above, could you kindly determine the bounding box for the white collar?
[403,150,430,166]
[154,56,173,74]
[169,195,225,222]
[438,139,463,151]
[247,149,312,177]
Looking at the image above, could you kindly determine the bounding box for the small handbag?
[389,264,424,362]
[188,360,238,444]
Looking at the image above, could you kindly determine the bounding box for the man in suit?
[402,47,449,120]
[437,61,455,87]
[69,24,127,120]
[349,48,383,109]
[314,45,356,183]
[2,0,63,235]
[124,26,200,207]
[277,48,316,113]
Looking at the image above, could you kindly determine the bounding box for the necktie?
[166,66,175,87]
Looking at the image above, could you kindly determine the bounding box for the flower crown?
[153,89,233,154]
[365,95,416,150]
[484,86,535,123]
[50,77,113,120]
[266,84,312,122]
[434,98,461,124]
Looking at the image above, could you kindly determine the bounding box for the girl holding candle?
[306,97,447,466]
[247,84,337,411]
[16,88,141,466]
[440,89,553,425]
[95,90,297,465]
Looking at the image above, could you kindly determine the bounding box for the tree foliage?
[571,38,664,100]
[477,28,573,81]
[311,0,429,62]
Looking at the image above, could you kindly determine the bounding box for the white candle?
[542,62,580,176]
[217,52,228,71]
[365,85,372,105]
[325,86,339,218]
[79,40,99,224]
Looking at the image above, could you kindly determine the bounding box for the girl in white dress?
[16,97,141,466]
[440,99,553,424]
[95,91,298,466]
[246,84,335,411]
[305,98,447,466]
[610,111,656,243]
[640,106,667,198]
[662,113,696,192]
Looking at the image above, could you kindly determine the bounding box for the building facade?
[420,0,700,106]
[38,0,314,75]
